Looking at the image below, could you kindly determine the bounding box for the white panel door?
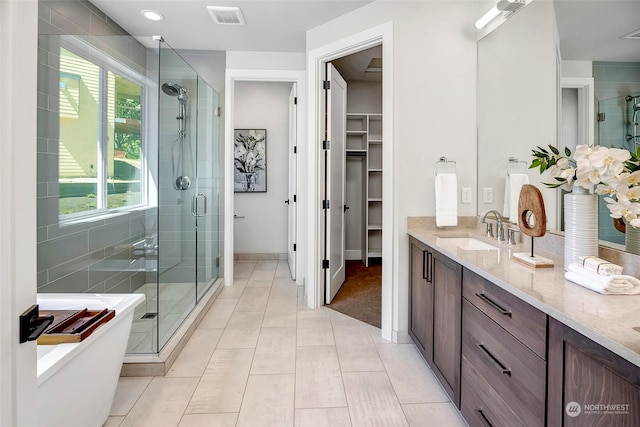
[287,83,297,280]
[325,64,347,303]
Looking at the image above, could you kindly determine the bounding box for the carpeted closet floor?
[326,260,382,328]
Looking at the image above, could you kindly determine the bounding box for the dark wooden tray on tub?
[37,308,115,345]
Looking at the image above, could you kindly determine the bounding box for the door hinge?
[294,97,298,105]
[597,112,606,122]
[293,194,297,203]
[322,199,330,209]
[216,257,220,267]
[323,80,330,90]
[294,146,297,154]
[323,140,330,150]
[293,244,297,252]
[322,259,329,269]
[214,106,221,117]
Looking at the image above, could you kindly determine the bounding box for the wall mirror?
[477,0,640,254]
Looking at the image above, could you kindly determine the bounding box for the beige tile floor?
[104,260,467,427]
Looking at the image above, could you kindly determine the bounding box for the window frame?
[58,36,150,224]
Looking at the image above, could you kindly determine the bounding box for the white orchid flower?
[625,170,640,187]
[604,197,640,221]
[595,182,617,196]
[588,146,630,178]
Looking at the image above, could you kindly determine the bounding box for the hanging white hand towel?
[503,173,529,224]
[435,173,458,227]
[565,262,640,295]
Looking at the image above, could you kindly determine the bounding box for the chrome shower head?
[162,83,189,103]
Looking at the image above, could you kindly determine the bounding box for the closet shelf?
[345,112,383,267]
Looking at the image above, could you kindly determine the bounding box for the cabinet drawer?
[462,299,546,427]
[463,268,546,358]
[461,356,527,427]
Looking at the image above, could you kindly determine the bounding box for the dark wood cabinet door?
[409,238,433,362]
[432,248,462,407]
[548,318,640,427]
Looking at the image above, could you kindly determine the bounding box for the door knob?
[344,205,350,212]
[285,199,290,204]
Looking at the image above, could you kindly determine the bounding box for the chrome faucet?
[480,210,505,242]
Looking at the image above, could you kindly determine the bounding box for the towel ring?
[436,156,456,174]
[507,157,528,174]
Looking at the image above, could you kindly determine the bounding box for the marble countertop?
[408,228,640,368]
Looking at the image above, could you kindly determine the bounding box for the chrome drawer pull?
[477,343,511,376]
[476,409,494,427]
[475,292,512,317]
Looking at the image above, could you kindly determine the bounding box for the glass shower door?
[157,43,198,350]
[597,94,631,245]
[195,77,221,301]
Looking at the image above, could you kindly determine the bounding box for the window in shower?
[58,43,146,219]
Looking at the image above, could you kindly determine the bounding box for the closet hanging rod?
[346,151,367,157]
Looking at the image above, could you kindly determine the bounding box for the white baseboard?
[345,249,362,260]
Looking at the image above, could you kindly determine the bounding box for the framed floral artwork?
[234,129,267,192]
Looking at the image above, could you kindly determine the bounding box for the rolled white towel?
[578,255,623,276]
[565,263,640,295]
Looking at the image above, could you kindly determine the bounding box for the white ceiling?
[88,0,640,63]
[89,0,373,51]
[555,0,640,62]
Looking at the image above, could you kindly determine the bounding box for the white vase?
[564,186,598,270]
[625,225,640,255]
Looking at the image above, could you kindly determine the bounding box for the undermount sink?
[435,237,499,251]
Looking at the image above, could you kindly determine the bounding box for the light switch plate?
[483,187,494,203]
[461,187,472,204]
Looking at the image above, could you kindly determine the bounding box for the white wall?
[307,1,480,337]
[227,51,305,71]
[347,81,382,113]
[234,81,292,254]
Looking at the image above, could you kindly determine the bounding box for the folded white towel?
[435,173,458,227]
[503,173,529,224]
[565,262,640,295]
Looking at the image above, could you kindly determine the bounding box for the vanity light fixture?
[141,9,164,21]
[475,0,524,30]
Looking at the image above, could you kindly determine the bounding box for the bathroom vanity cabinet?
[547,318,640,426]
[461,269,546,427]
[408,237,461,407]
[408,231,640,427]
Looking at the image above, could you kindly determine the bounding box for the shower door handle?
[192,193,207,217]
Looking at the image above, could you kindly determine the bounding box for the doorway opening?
[323,44,383,328]
[232,80,297,279]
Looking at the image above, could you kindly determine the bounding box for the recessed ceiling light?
[141,10,164,21]
[206,6,245,25]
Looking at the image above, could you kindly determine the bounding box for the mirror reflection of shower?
[162,82,192,190]
[625,94,640,150]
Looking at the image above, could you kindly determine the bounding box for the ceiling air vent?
[206,6,245,25]
[621,28,640,40]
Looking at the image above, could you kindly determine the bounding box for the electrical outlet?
[483,187,494,203]
[461,187,472,204]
